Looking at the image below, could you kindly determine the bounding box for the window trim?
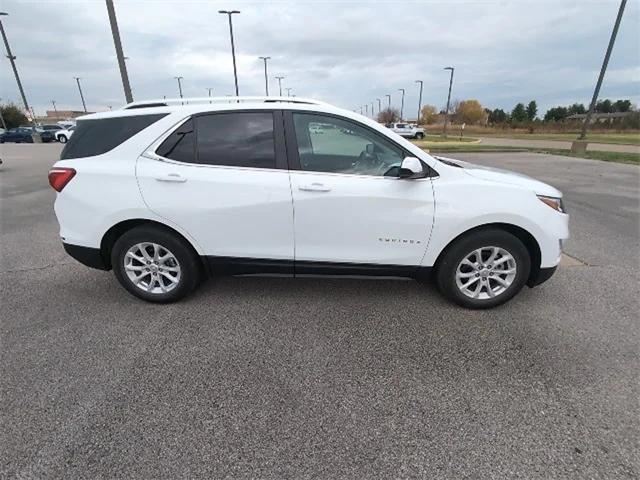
[283,110,436,177]
[153,109,287,171]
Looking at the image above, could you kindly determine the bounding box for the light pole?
[275,76,284,96]
[74,77,87,112]
[385,94,391,109]
[0,12,38,138]
[174,76,184,98]
[398,88,405,120]
[0,102,6,130]
[578,0,627,142]
[105,0,133,103]
[51,100,58,119]
[207,87,214,103]
[415,80,423,125]
[371,102,375,117]
[258,56,270,95]
[443,66,455,138]
[285,87,292,97]
[377,98,381,114]
[364,104,368,116]
[219,10,241,96]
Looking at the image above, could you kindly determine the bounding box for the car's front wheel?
[415,132,424,139]
[436,229,531,309]
[111,225,201,303]
[58,135,67,143]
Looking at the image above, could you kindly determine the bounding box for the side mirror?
[398,157,426,179]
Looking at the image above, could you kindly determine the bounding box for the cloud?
[0,0,638,117]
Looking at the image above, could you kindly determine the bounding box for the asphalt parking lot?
[1,144,638,479]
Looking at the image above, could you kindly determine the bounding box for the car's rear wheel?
[58,135,67,143]
[111,225,201,303]
[415,132,424,139]
[435,229,530,309]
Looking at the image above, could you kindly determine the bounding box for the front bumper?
[63,243,109,270]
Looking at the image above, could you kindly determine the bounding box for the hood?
[435,156,562,197]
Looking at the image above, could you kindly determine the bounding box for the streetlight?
[398,88,405,120]
[385,94,391,109]
[219,10,241,96]
[74,77,87,112]
[0,12,38,139]
[285,87,292,97]
[105,0,133,103]
[364,104,368,116]
[51,100,58,119]
[577,0,627,144]
[376,98,381,113]
[174,76,184,98]
[207,87,214,104]
[415,80,423,125]
[443,67,455,138]
[371,102,375,117]
[275,76,284,96]
[258,56,271,95]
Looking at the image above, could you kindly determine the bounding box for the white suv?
[49,97,568,308]
[387,122,425,139]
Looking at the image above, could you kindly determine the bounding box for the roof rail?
[122,96,327,110]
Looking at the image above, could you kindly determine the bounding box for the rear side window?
[156,112,276,169]
[197,112,275,168]
[156,119,195,163]
[60,114,167,160]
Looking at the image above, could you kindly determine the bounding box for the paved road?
[478,136,640,153]
[1,145,638,479]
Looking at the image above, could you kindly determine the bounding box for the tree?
[567,103,586,115]
[613,99,632,112]
[544,106,568,122]
[420,104,438,125]
[0,103,28,129]
[595,99,613,113]
[454,99,484,124]
[377,108,400,124]
[526,100,537,121]
[511,103,527,122]
[488,108,508,124]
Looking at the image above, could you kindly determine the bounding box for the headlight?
[537,195,565,213]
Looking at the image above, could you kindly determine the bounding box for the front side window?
[292,113,405,177]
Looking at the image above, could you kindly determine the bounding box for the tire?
[415,132,424,140]
[58,135,67,143]
[111,225,201,303]
[435,229,531,309]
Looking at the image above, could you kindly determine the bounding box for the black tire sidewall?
[436,229,531,309]
[111,226,200,303]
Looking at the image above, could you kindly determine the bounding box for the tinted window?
[156,119,195,163]
[196,112,275,168]
[60,114,167,160]
[293,113,404,177]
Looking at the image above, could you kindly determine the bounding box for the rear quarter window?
[60,114,167,160]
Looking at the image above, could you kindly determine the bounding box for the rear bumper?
[527,266,557,287]
[63,243,109,270]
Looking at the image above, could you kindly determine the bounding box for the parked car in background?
[57,121,76,130]
[386,122,425,139]
[55,126,74,143]
[1,127,36,143]
[49,96,568,309]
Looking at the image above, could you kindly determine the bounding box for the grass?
[468,132,640,146]
[417,135,478,143]
[423,144,640,165]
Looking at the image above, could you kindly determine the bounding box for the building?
[45,110,93,120]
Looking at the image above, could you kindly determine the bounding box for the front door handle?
[299,182,331,192]
[155,173,187,183]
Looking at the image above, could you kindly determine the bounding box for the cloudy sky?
[0,0,638,118]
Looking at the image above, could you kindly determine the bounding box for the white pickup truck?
[386,122,425,139]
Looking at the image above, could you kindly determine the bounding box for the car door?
[284,111,435,269]
[137,110,295,273]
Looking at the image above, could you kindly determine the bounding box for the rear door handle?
[155,173,187,183]
[299,182,331,192]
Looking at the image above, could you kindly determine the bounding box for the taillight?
[48,168,76,192]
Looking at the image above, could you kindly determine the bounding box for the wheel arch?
[432,222,542,287]
[100,219,209,275]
